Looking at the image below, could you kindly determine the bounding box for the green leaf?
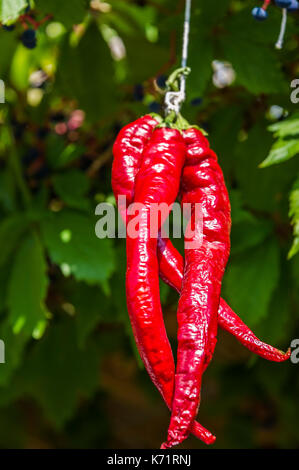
[35,0,86,29]
[45,136,86,169]
[268,113,299,138]
[66,282,119,348]
[209,106,243,178]
[53,169,90,210]
[7,232,49,336]
[260,139,299,168]
[123,35,169,84]
[0,317,29,387]
[288,175,299,259]
[222,37,285,95]
[10,320,100,428]
[0,28,18,74]
[256,270,291,346]
[56,23,117,121]
[0,214,29,268]
[231,218,273,256]
[0,168,17,212]
[236,123,298,212]
[187,30,213,99]
[41,210,115,284]
[0,0,27,24]
[223,238,280,326]
[195,0,231,27]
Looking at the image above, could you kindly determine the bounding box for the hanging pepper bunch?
[252,0,298,49]
[111,69,291,448]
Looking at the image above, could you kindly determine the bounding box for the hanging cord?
[275,8,288,50]
[165,0,192,117]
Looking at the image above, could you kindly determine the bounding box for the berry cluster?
[1,1,51,50]
[252,0,298,21]
[251,0,298,49]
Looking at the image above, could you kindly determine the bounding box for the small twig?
[87,146,113,178]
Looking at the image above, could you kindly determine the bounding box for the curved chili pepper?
[112,114,158,220]
[126,127,185,402]
[113,117,216,445]
[162,128,232,449]
[125,127,218,444]
[112,117,290,448]
[113,116,290,364]
[157,236,290,363]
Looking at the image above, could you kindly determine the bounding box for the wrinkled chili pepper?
[125,128,217,441]
[157,236,290,363]
[112,115,290,363]
[112,116,290,448]
[125,127,185,404]
[162,127,232,449]
[113,117,216,445]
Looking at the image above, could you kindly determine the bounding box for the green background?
[0,0,298,449]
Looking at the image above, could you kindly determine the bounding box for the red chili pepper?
[126,126,185,398]
[112,116,290,363]
[157,236,291,363]
[113,116,216,445]
[112,117,290,447]
[161,127,232,449]
[112,115,158,220]
[126,127,209,431]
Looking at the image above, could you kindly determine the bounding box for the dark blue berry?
[133,84,144,102]
[287,0,299,11]
[21,29,37,49]
[275,0,292,7]
[25,2,31,13]
[148,102,161,113]
[2,24,15,31]
[156,75,167,89]
[252,7,268,20]
[190,97,203,107]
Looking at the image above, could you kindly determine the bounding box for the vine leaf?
[288,175,299,259]
[223,238,280,326]
[6,232,49,338]
[41,209,115,284]
[0,0,27,24]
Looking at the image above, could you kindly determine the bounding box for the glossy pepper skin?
[157,236,290,363]
[113,118,216,445]
[112,115,158,221]
[162,128,232,449]
[126,127,185,402]
[126,128,215,434]
[112,117,290,447]
[113,116,290,364]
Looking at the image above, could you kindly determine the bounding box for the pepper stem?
[166,67,191,93]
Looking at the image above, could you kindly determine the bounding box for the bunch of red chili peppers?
[111,86,290,448]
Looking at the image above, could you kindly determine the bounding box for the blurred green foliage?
[0,0,298,449]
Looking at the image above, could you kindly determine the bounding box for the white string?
[275,8,288,50]
[165,0,192,116]
[180,0,192,98]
